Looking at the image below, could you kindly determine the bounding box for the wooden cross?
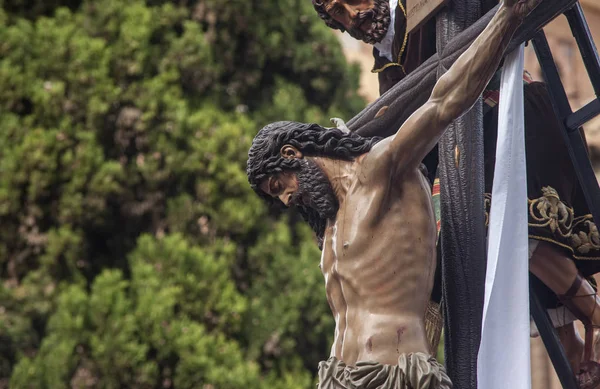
[406,0,449,33]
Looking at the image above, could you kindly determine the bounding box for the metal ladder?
[529,3,600,388]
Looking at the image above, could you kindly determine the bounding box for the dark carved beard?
[347,0,391,45]
[293,160,338,248]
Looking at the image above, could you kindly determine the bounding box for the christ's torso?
[320,166,436,366]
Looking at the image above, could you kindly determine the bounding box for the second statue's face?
[322,0,375,32]
[321,0,390,44]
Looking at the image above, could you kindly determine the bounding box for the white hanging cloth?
[477,44,531,389]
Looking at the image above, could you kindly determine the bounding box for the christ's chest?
[319,218,368,279]
[319,186,390,274]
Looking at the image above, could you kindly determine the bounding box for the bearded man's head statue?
[247,121,382,248]
[311,0,391,45]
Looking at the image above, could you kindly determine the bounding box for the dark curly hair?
[312,0,346,31]
[247,121,382,246]
[312,0,391,44]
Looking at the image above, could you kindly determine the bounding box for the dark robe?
[372,1,438,96]
[370,1,440,183]
[483,81,600,290]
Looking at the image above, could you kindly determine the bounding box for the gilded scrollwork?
[484,186,599,257]
[528,187,573,238]
[572,217,600,254]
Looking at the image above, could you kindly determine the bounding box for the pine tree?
[0,0,365,387]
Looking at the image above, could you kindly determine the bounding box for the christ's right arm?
[367,0,540,180]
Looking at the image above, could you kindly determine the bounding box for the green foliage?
[0,0,365,387]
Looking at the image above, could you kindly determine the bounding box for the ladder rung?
[565,98,600,131]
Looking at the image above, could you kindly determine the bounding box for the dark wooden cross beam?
[436,2,487,389]
[345,1,599,389]
[435,3,487,389]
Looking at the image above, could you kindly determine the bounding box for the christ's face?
[260,171,300,207]
[259,159,338,221]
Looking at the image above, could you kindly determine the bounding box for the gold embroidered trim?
[528,235,600,260]
[571,216,600,254]
[371,61,406,74]
[528,186,574,238]
[484,186,600,258]
[371,1,409,75]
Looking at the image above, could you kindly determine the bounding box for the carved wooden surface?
[407,0,449,33]
[435,2,488,388]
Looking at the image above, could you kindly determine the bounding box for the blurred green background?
[0,0,367,387]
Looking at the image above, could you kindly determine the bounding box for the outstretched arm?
[377,0,539,177]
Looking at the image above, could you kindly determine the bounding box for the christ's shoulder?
[355,137,395,185]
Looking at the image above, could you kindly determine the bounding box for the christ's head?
[247,121,381,247]
[312,0,391,44]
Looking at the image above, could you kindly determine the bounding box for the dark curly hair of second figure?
[312,0,347,31]
[247,121,382,249]
[311,0,391,44]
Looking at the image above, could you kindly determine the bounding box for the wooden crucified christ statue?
[247,1,539,388]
